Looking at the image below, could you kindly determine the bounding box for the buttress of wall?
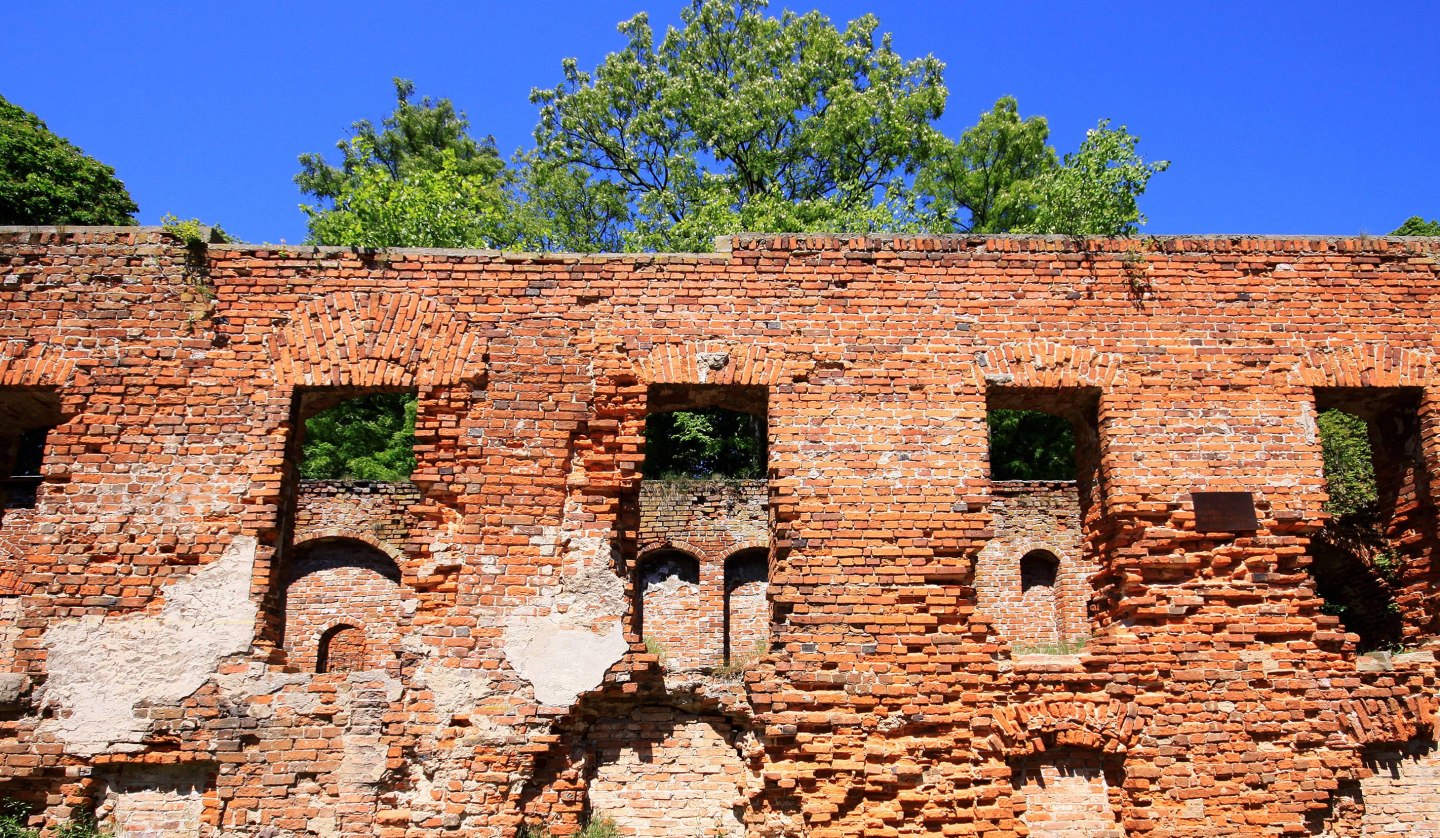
[975,481,1087,647]
[637,479,768,669]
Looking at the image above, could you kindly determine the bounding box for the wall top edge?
[1,226,1437,257]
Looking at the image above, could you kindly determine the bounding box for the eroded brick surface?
[1,228,1439,836]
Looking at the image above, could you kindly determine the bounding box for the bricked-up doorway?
[1011,747,1126,837]
[981,387,1101,652]
[1311,387,1434,647]
[0,388,61,514]
[636,383,769,671]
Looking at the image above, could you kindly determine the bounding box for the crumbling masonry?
[1,227,1439,836]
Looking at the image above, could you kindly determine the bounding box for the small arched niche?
[283,537,404,674]
[724,548,769,664]
[1018,549,1061,646]
[317,623,367,674]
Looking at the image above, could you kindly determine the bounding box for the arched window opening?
[637,550,702,670]
[724,549,768,664]
[317,624,367,674]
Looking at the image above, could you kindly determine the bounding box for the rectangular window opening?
[292,387,419,483]
[1310,386,1429,650]
[0,388,62,512]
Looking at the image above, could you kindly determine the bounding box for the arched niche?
[283,537,405,674]
[724,548,769,664]
[1018,549,1061,646]
[636,549,702,670]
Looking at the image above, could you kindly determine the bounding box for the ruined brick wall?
[3,228,1440,837]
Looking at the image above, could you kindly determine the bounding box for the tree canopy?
[644,409,766,479]
[528,0,946,251]
[298,2,1171,253]
[0,95,137,226]
[297,79,525,248]
[299,393,417,481]
[1393,216,1440,236]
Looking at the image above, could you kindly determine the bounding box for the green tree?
[0,96,137,226]
[1392,216,1440,236]
[915,96,1056,234]
[644,409,766,479]
[987,410,1075,481]
[1020,121,1169,237]
[528,0,946,251]
[299,393,416,481]
[1317,409,1376,517]
[297,79,525,248]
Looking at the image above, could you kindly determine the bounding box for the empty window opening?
[643,384,767,480]
[724,549,769,664]
[986,387,1099,489]
[317,624,368,674]
[982,388,1100,651]
[636,550,702,670]
[295,389,417,481]
[1310,388,1430,646]
[0,389,61,513]
[989,410,1076,481]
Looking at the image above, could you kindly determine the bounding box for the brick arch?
[1284,344,1440,388]
[638,540,709,564]
[972,340,1129,390]
[289,527,405,567]
[267,291,485,388]
[983,697,1143,758]
[632,341,811,389]
[1335,693,1437,747]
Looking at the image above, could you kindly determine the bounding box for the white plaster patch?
[416,659,493,724]
[503,566,628,708]
[40,535,259,755]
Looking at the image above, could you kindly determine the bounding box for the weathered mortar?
[1,228,1439,836]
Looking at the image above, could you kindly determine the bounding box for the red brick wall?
[3,229,1440,836]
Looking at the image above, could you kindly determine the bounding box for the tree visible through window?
[299,392,417,481]
[644,409,765,479]
[988,410,1075,481]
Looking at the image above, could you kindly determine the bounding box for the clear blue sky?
[4,1,1436,244]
